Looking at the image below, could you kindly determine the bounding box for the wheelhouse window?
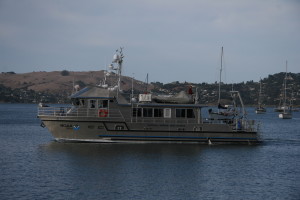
[176,108,195,118]
[154,108,163,117]
[80,99,85,106]
[176,109,186,118]
[143,108,153,117]
[132,108,142,117]
[89,100,96,108]
[187,109,195,118]
[72,99,85,107]
[72,99,80,106]
[98,100,108,108]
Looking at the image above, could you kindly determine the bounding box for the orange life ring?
[98,109,108,117]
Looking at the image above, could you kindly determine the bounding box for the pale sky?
[0,0,299,83]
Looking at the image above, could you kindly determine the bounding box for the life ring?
[98,109,108,117]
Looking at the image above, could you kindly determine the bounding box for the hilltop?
[0,70,148,93]
[0,70,299,106]
[0,70,151,103]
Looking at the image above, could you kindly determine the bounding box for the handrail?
[38,106,125,119]
[38,106,257,132]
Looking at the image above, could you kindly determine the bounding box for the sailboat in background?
[279,60,292,119]
[209,47,237,120]
[255,78,266,114]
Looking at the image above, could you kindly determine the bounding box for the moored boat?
[255,78,266,114]
[37,48,261,144]
[278,60,292,119]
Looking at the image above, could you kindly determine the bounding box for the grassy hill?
[0,70,149,93]
[0,70,299,106]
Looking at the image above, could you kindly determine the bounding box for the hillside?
[0,70,299,106]
[0,70,152,103]
[0,71,148,93]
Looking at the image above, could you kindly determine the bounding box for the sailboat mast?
[258,78,262,107]
[283,60,288,110]
[218,47,223,104]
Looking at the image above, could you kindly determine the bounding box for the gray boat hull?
[40,117,259,144]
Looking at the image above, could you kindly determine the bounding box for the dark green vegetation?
[0,84,68,103]
[151,72,300,106]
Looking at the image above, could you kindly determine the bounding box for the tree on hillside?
[61,70,70,76]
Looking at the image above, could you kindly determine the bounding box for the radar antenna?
[111,47,124,91]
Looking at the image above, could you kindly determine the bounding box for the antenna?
[145,73,149,93]
[110,47,124,91]
[218,46,223,105]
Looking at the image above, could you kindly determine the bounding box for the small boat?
[37,48,260,144]
[278,60,292,119]
[38,103,49,107]
[255,107,266,114]
[255,78,266,114]
[279,111,292,119]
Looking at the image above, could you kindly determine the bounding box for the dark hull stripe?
[98,134,258,141]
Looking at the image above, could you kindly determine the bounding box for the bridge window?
[98,100,108,108]
[80,99,85,106]
[187,109,195,118]
[176,109,186,118]
[176,109,195,118]
[132,108,142,117]
[154,108,163,117]
[89,100,96,108]
[143,108,153,117]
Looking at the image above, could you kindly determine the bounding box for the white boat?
[279,60,292,119]
[279,112,292,119]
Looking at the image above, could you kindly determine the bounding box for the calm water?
[0,104,299,200]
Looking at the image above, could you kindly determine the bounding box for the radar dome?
[74,85,80,92]
[113,54,119,62]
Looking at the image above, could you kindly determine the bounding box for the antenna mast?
[111,47,124,91]
[218,47,223,104]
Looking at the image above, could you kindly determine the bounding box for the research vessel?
[38,48,260,144]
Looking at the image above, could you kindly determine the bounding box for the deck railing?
[38,106,258,132]
[38,106,125,119]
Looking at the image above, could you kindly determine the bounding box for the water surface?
[0,104,299,199]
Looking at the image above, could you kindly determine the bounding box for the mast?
[258,78,262,107]
[145,73,149,93]
[218,47,223,105]
[111,47,124,91]
[283,60,288,111]
[131,73,134,102]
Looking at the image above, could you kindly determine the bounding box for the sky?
[0,0,299,84]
